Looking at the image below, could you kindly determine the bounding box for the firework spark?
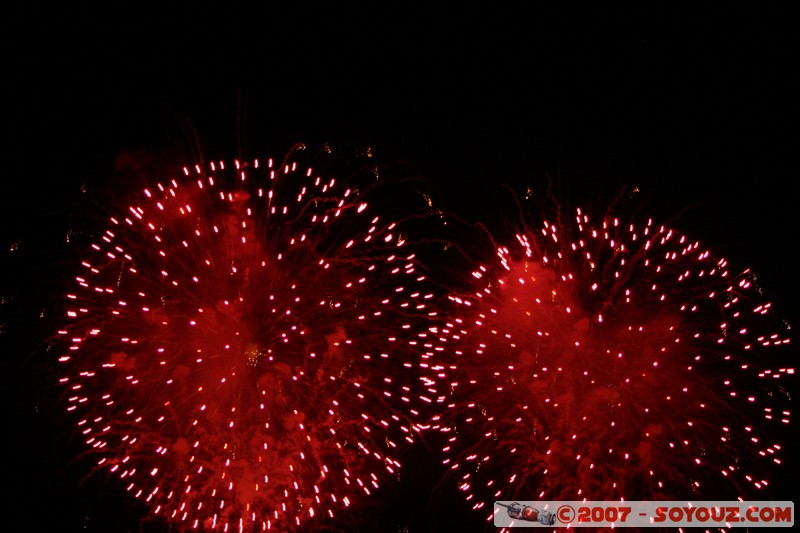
[428,193,794,525]
[56,145,435,531]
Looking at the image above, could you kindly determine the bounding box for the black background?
[2,3,798,532]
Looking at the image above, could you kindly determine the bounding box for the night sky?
[2,4,798,532]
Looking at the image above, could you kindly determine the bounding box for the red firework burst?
[429,191,794,525]
[56,145,435,531]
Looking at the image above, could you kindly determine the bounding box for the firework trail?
[56,145,436,532]
[428,189,794,526]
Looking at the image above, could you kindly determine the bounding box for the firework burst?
[428,189,794,525]
[56,145,436,531]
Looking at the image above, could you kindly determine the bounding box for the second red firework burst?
[429,190,794,524]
